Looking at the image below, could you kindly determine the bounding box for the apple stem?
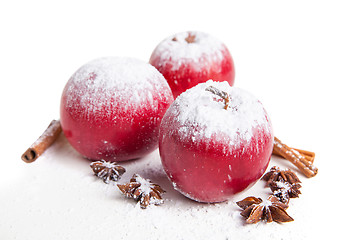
[205,86,230,110]
[185,32,196,43]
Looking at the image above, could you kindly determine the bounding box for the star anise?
[269,180,301,204]
[236,195,294,224]
[90,160,126,184]
[117,174,165,209]
[262,166,301,186]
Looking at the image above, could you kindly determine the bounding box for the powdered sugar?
[275,181,291,191]
[151,31,226,71]
[134,174,155,195]
[4,135,315,240]
[260,199,273,208]
[165,80,272,144]
[31,120,61,147]
[62,57,171,120]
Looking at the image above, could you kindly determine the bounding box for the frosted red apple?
[159,81,273,203]
[60,57,173,161]
[150,31,235,98]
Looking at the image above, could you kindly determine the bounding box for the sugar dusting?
[62,57,171,120]
[151,31,226,71]
[4,136,314,239]
[164,80,272,144]
[133,174,164,205]
[134,174,155,195]
[31,120,61,147]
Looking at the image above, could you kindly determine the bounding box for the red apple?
[60,57,174,161]
[159,80,273,203]
[149,31,235,98]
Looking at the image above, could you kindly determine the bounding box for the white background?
[1,0,359,239]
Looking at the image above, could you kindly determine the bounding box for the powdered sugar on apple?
[151,31,226,71]
[63,57,169,118]
[169,80,272,144]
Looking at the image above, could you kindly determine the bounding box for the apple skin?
[149,31,235,98]
[60,57,174,162]
[159,81,273,203]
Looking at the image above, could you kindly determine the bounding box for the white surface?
[1,0,359,239]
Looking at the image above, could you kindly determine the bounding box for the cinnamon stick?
[21,120,62,163]
[272,137,318,178]
[273,146,315,163]
[293,148,315,163]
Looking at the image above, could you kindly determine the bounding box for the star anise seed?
[262,166,301,186]
[236,195,294,224]
[269,180,302,204]
[90,160,126,184]
[117,174,165,209]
